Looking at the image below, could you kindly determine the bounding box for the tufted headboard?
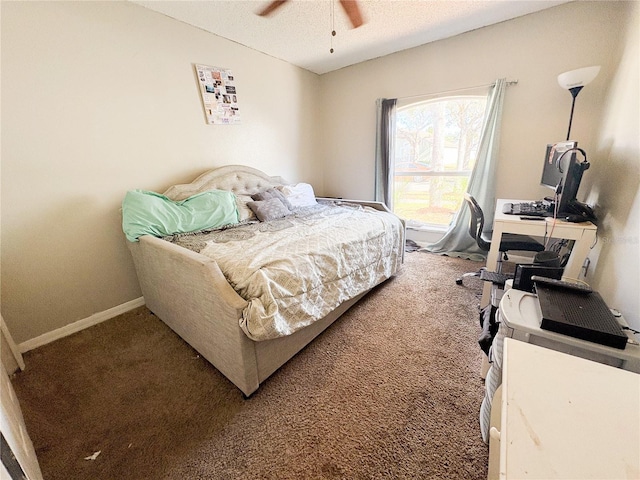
[163,165,289,200]
[163,165,291,221]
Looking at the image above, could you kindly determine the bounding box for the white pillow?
[235,194,258,222]
[278,183,317,208]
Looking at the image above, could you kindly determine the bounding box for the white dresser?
[488,338,640,479]
[499,288,640,373]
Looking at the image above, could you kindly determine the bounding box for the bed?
[125,165,405,396]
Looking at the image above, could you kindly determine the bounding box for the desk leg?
[562,228,596,281]
[481,280,492,309]
[481,224,504,308]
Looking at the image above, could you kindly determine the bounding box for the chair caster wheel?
[456,278,463,285]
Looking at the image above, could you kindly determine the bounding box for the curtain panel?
[420,78,507,259]
[374,98,397,208]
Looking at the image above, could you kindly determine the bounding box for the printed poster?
[195,64,240,125]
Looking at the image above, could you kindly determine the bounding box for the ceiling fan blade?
[339,0,364,28]
[257,0,288,17]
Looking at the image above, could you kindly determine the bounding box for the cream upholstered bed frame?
[127,165,403,397]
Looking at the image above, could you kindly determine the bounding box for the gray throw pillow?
[246,198,292,222]
[251,187,294,210]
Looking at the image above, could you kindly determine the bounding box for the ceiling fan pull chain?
[330,0,335,53]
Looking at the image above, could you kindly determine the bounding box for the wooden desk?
[488,339,640,480]
[481,199,597,308]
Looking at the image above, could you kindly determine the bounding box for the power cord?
[544,190,560,250]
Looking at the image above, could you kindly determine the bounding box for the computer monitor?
[557,150,590,215]
[540,141,577,190]
[540,142,590,216]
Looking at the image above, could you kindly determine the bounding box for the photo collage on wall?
[195,64,240,125]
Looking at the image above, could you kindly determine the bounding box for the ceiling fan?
[257,0,365,29]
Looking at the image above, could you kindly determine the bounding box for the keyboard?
[502,201,552,216]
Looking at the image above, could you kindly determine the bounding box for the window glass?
[394,95,487,229]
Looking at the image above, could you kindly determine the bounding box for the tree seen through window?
[393,96,487,228]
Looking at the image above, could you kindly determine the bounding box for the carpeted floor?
[11,251,488,480]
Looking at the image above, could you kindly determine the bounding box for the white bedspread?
[168,203,403,341]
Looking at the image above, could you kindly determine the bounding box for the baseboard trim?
[19,297,146,353]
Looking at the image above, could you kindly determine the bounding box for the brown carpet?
[11,251,488,480]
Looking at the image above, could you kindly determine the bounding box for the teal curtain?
[420,78,507,260]
[374,98,397,208]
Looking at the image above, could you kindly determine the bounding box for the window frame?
[393,92,487,232]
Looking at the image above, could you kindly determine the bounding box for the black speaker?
[513,264,564,293]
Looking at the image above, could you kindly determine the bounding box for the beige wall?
[318,1,623,201]
[318,1,639,328]
[1,1,321,343]
[2,1,638,344]
[585,1,639,329]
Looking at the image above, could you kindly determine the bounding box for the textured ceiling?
[132,0,570,75]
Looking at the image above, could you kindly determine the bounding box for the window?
[393,95,487,229]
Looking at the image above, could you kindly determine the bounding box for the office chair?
[456,193,545,285]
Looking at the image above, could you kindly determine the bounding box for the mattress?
[164,202,404,341]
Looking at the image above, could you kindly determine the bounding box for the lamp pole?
[566,86,583,141]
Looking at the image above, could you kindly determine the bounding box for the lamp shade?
[557,66,601,90]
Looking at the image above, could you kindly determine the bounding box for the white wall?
[319,1,639,328]
[585,1,639,329]
[1,1,321,343]
[319,1,623,201]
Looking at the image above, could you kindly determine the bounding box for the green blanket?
[122,189,239,242]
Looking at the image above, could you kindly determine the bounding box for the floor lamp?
[557,66,601,140]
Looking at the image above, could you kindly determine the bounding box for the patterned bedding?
[164,202,403,341]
